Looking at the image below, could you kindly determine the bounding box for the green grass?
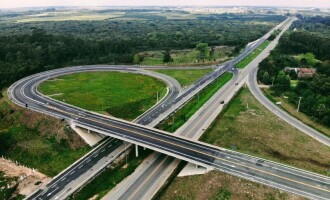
[262,88,330,138]
[38,72,167,121]
[158,170,294,200]
[153,69,213,87]
[0,91,92,177]
[156,73,233,132]
[290,80,298,88]
[70,148,152,200]
[200,87,330,175]
[0,125,90,177]
[236,40,270,69]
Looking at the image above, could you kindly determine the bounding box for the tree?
[262,71,271,84]
[162,49,173,63]
[273,70,290,95]
[133,54,140,64]
[133,54,143,64]
[300,57,308,66]
[196,43,209,62]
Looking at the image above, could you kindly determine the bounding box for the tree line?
[0,14,284,91]
[257,16,330,127]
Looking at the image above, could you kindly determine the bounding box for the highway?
[16,66,182,200]
[9,17,330,200]
[16,61,230,200]
[104,17,330,200]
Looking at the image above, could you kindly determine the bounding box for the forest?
[0,12,284,91]
[257,16,330,128]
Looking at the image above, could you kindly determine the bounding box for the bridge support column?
[135,144,139,157]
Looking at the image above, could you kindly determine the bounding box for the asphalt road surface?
[15,66,181,200]
[10,17,329,200]
[247,66,330,146]
[105,17,330,200]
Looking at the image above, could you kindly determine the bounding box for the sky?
[0,0,329,9]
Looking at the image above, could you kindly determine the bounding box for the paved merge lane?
[15,66,181,200]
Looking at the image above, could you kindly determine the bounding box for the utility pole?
[297,97,303,112]
[271,77,275,87]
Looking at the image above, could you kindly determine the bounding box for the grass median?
[236,40,270,69]
[153,69,213,87]
[158,87,329,200]
[156,72,233,132]
[38,71,167,121]
[200,87,330,175]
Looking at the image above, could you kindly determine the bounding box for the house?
[298,68,316,78]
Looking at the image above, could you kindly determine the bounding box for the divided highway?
[12,66,181,200]
[105,17,330,200]
[9,17,330,200]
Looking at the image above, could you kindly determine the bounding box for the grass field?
[159,171,303,200]
[153,69,213,87]
[156,73,233,132]
[0,92,90,177]
[70,148,152,200]
[200,88,330,175]
[139,46,233,66]
[263,88,330,138]
[38,72,167,121]
[236,40,270,68]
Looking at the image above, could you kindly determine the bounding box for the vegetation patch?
[0,171,24,200]
[236,40,270,68]
[158,171,301,200]
[156,73,233,132]
[38,72,167,121]
[200,88,330,175]
[263,88,330,138]
[0,91,90,177]
[0,13,282,91]
[258,17,330,129]
[137,46,233,66]
[153,69,213,87]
